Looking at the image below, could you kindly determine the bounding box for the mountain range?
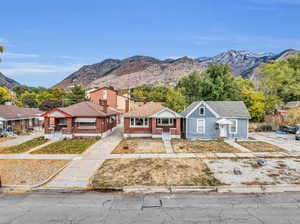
[0,72,19,88]
[0,49,298,89]
[53,49,298,90]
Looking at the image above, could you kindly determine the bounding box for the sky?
[0,0,300,87]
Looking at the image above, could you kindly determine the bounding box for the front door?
[219,124,228,138]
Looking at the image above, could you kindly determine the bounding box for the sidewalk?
[44,126,122,188]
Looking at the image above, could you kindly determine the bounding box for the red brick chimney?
[125,99,129,113]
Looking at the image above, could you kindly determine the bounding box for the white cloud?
[0,62,82,75]
[3,52,40,59]
[193,35,300,51]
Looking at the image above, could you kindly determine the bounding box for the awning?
[74,118,96,123]
[216,118,233,125]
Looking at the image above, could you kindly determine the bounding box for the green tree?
[200,63,241,101]
[12,85,30,97]
[258,53,300,102]
[131,85,169,102]
[66,85,87,105]
[164,88,187,113]
[18,91,38,108]
[176,71,202,104]
[0,45,3,62]
[241,87,266,122]
[0,86,11,104]
[177,63,241,103]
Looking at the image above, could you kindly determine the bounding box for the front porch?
[151,117,181,139]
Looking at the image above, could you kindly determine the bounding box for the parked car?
[295,125,300,140]
[296,130,300,140]
[280,125,298,134]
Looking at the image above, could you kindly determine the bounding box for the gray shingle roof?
[181,101,251,118]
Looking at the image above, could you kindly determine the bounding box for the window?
[130,118,149,128]
[197,119,205,134]
[58,119,67,125]
[199,107,205,116]
[77,122,96,129]
[157,118,174,126]
[229,119,237,134]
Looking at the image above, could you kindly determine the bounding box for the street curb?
[18,184,300,194]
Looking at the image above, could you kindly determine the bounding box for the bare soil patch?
[0,159,69,185]
[112,138,165,154]
[91,158,221,188]
[171,139,240,153]
[205,158,300,185]
[237,141,287,152]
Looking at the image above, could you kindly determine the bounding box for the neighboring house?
[42,101,118,139]
[0,105,42,135]
[284,101,300,110]
[182,101,251,139]
[89,87,118,109]
[123,102,182,139]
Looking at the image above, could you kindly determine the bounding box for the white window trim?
[197,119,205,134]
[157,118,174,126]
[199,107,205,116]
[130,117,149,128]
[229,119,238,134]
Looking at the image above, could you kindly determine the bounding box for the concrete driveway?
[250,132,300,152]
[0,131,43,147]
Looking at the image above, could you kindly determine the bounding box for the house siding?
[185,103,249,139]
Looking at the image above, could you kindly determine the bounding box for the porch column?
[151,118,157,134]
[176,118,181,135]
[66,118,72,134]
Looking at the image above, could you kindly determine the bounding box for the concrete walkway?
[44,126,122,188]
[224,139,252,152]
[0,131,42,147]
[25,140,56,154]
[164,140,174,153]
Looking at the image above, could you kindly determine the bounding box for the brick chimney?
[99,99,108,113]
[125,99,129,113]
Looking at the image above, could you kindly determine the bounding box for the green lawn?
[0,138,48,154]
[32,138,99,154]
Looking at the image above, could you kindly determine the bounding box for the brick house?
[0,105,42,135]
[42,101,118,140]
[123,102,182,139]
[89,87,118,109]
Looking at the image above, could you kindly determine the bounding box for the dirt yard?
[237,141,287,152]
[171,139,240,153]
[111,138,165,154]
[91,158,221,188]
[0,159,69,185]
[205,158,300,185]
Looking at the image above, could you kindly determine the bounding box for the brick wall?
[124,118,152,134]
[90,89,117,109]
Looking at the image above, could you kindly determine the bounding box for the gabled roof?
[182,101,251,118]
[285,101,300,108]
[88,87,117,94]
[0,105,42,120]
[43,101,118,118]
[124,102,167,117]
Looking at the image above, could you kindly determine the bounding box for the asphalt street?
[1,191,300,224]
